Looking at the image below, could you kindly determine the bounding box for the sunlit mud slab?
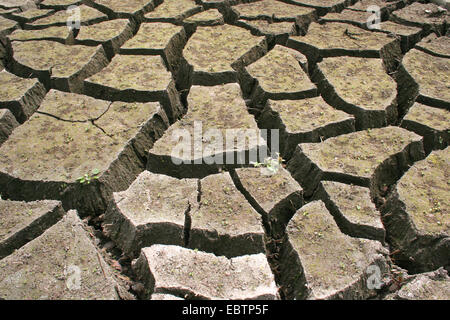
[0,90,173,215]
[230,0,317,23]
[287,126,425,197]
[391,2,449,34]
[84,0,163,20]
[243,45,318,106]
[0,210,123,299]
[402,48,450,109]
[73,19,136,60]
[381,148,449,273]
[104,171,197,258]
[315,181,385,242]
[183,24,266,85]
[286,22,402,70]
[401,102,449,153]
[0,70,46,122]
[0,15,18,37]
[0,199,65,259]
[4,8,54,24]
[132,244,278,299]
[285,0,357,16]
[26,4,108,29]
[84,54,183,121]
[311,56,398,129]
[144,0,202,23]
[414,33,450,58]
[0,109,18,145]
[119,22,188,73]
[8,26,73,43]
[147,83,268,178]
[231,167,304,234]
[281,200,389,300]
[258,97,355,159]
[183,8,224,26]
[188,172,266,258]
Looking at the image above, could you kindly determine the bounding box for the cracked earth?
[0,0,449,300]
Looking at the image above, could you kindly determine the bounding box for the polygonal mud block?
[232,167,303,234]
[376,21,423,53]
[231,0,317,22]
[244,45,317,105]
[147,83,267,178]
[0,15,17,37]
[188,172,265,258]
[0,199,65,259]
[258,97,355,160]
[9,40,109,92]
[391,2,449,35]
[74,19,136,59]
[381,148,449,273]
[402,49,450,109]
[8,26,73,43]
[119,22,188,72]
[27,4,108,28]
[84,0,162,20]
[415,33,450,58]
[84,54,183,121]
[183,24,266,85]
[312,56,398,130]
[39,0,83,10]
[385,268,450,300]
[0,70,46,122]
[104,171,197,258]
[0,210,122,300]
[287,126,425,198]
[0,0,37,9]
[4,8,54,24]
[320,9,376,28]
[144,0,202,23]
[401,102,449,153]
[347,0,406,12]
[286,22,401,69]
[183,8,224,26]
[132,244,278,299]
[287,0,355,16]
[0,109,18,145]
[315,181,385,243]
[282,200,390,300]
[0,90,172,216]
[235,19,297,41]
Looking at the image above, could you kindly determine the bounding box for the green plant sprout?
[251,153,284,174]
[77,169,100,185]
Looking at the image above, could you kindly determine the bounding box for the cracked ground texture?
[0,0,448,300]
